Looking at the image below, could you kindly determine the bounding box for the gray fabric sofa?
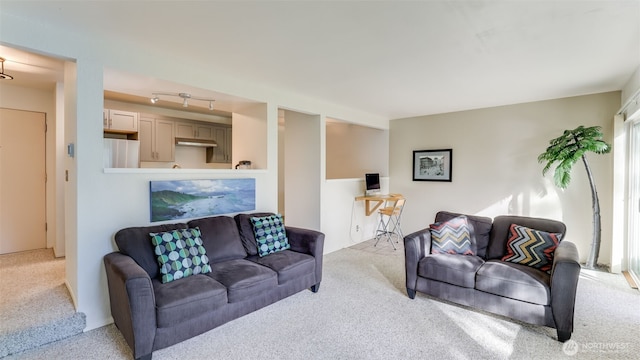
[103,212,324,360]
[404,211,580,342]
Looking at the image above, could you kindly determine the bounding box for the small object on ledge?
[172,164,181,169]
[235,160,251,169]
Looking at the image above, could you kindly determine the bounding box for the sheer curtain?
[628,118,640,285]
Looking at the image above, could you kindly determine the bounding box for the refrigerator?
[103,139,140,168]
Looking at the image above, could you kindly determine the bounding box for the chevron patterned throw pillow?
[501,224,562,273]
[430,216,474,255]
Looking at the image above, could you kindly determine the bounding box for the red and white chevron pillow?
[430,216,474,255]
[502,224,563,273]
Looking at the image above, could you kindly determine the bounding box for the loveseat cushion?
[246,250,315,284]
[435,211,492,257]
[475,260,551,305]
[187,216,247,263]
[115,222,189,279]
[235,212,275,256]
[501,224,562,273]
[418,254,484,288]
[430,215,474,255]
[206,259,278,302]
[153,275,228,328]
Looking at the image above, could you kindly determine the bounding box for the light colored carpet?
[0,249,85,357]
[4,241,639,360]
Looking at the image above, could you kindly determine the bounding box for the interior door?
[0,108,46,254]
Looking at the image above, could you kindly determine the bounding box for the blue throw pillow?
[250,214,290,257]
[150,227,211,283]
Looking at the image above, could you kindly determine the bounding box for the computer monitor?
[365,173,381,195]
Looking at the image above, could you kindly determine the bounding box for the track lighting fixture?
[150,92,215,110]
[0,57,14,80]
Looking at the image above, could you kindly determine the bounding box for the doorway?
[0,108,46,254]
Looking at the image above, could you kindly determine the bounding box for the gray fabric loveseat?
[404,211,580,342]
[104,212,324,360]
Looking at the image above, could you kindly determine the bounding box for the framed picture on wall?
[413,149,452,182]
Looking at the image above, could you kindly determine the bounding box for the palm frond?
[538,125,611,187]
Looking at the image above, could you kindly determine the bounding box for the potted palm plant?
[538,125,611,269]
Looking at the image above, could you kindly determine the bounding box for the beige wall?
[390,91,620,266]
[326,120,388,179]
[283,110,322,230]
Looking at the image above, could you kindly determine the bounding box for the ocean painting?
[150,178,256,222]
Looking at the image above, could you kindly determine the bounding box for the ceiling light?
[150,92,215,110]
[0,57,14,80]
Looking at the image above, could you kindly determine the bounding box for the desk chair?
[374,196,406,250]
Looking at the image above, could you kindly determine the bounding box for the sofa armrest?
[403,228,432,295]
[104,252,157,360]
[550,241,580,336]
[286,226,325,286]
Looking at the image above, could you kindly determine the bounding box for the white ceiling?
[1,1,638,119]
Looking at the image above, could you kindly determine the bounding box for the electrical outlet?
[356,225,360,232]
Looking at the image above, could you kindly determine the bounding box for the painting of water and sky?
[150,178,256,222]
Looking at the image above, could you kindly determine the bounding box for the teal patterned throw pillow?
[250,214,290,257]
[150,227,211,283]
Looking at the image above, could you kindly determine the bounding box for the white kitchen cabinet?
[139,117,174,162]
[104,109,138,133]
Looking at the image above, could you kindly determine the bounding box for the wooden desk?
[355,194,398,216]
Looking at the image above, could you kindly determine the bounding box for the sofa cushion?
[150,227,212,283]
[207,259,278,302]
[187,216,247,263]
[430,216,474,255]
[235,212,275,256]
[475,260,551,305]
[115,222,189,278]
[246,250,315,284]
[501,224,562,273]
[435,211,492,257]
[418,254,484,288]
[250,214,291,257]
[153,275,228,328]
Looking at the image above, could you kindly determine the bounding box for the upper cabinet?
[104,109,138,133]
[195,124,216,141]
[175,119,231,163]
[174,120,216,141]
[137,115,232,164]
[139,116,175,162]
